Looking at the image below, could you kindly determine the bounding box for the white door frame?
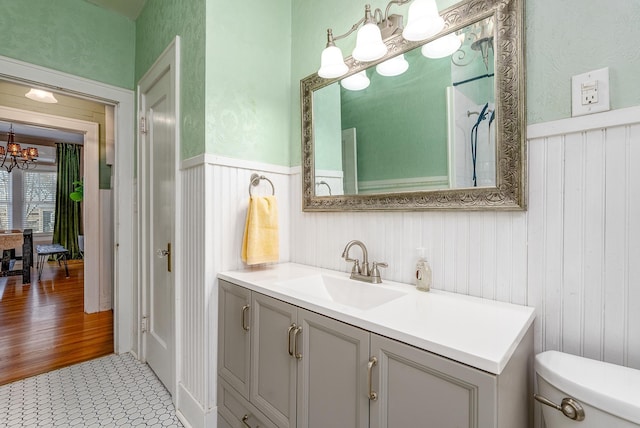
[0,105,101,312]
[0,55,136,354]
[137,36,181,396]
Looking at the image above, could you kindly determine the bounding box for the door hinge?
[140,116,147,134]
[141,316,148,333]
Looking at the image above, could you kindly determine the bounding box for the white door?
[341,128,358,194]
[138,38,180,395]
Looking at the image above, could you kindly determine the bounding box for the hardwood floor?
[0,259,113,386]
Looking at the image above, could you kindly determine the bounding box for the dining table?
[0,229,33,284]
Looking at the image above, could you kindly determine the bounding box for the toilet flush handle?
[534,394,586,421]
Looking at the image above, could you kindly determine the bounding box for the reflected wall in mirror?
[301,0,525,211]
[314,16,495,196]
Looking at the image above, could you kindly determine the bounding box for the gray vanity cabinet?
[218,280,370,428]
[370,334,496,428]
[296,308,370,428]
[250,291,298,428]
[219,279,532,428]
[218,281,251,399]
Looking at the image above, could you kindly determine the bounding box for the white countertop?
[218,263,535,375]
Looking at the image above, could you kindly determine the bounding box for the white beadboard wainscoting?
[177,155,292,427]
[527,107,640,369]
[290,106,640,373]
[176,107,639,428]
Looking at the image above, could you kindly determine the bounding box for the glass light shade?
[340,71,370,91]
[318,45,349,78]
[25,88,58,104]
[352,23,387,62]
[402,0,445,41]
[0,147,5,156]
[28,147,39,158]
[421,33,462,58]
[21,149,30,160]
[376,54,409,77]
[7,142,21,156]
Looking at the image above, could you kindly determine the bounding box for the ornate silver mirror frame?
[301,0,525,211]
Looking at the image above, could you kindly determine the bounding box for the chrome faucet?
[341,240,387,284]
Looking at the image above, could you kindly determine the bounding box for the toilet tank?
[535,351,640,427]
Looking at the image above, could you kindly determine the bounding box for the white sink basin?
[275,274,406,310]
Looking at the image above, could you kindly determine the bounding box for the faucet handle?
[346,258,361,275]
[371,262,387,283]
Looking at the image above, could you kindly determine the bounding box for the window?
[23,171,57,233]
[0,171,10,230]
[0,168,57,234]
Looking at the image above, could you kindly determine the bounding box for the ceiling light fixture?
[318,0,444,79]
[25,88,58,104]
[1,125,39,173]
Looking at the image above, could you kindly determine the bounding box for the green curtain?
[53,143,82,259]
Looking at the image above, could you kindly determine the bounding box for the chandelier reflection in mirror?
[1,125,39,173]
[318,0,494,91]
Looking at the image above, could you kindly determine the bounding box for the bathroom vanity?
[218,263,535,428]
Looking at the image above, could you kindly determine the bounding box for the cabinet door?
[251,293,298,428]
[218,280,251,399]
[296,308,370,428]
[370,334,496,428]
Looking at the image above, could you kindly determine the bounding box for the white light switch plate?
[571,67,610,117]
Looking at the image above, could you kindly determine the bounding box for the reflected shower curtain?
[53,143,82,259]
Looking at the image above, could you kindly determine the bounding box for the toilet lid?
[535,351,640,424]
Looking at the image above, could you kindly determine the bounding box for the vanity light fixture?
[340,70,371,91]
[470,18,495,71]
[1,124,39,173]
[376,54,409,76]
[421,32,463,59]
[25,88,58,104]
[318,0,444,79]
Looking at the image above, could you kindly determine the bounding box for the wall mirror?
[301,0,525,211]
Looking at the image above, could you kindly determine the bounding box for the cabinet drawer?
[218,377,278,428]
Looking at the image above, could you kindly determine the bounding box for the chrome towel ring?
[249,173,275,196]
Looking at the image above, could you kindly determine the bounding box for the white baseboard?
[177,383,217,428]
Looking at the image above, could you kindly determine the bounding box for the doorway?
[0,54,136,356]
[0,86,116,384]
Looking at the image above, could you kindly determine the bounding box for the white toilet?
[535,351,640,427]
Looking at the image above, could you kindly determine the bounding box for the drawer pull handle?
[534,394,585,421]
[241,414,260,428]
[293,326,302,360]
[287,324,297,357]
[368,356,378,401]
[241,305,250,331]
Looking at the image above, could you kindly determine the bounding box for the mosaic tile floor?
[0,353,183,427]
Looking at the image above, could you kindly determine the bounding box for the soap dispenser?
[415,248,432,292]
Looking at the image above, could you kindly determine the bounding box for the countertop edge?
[218,263,535,375]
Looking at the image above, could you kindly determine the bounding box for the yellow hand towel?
[241,195,279,265]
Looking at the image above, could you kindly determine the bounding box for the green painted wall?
[291,0,640,166]
[204,0,292,166]
[313,83,343,171]
[136,0,206,160]
[0,0,135,90]
[526,0,640,123]
[341,51,450,182]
